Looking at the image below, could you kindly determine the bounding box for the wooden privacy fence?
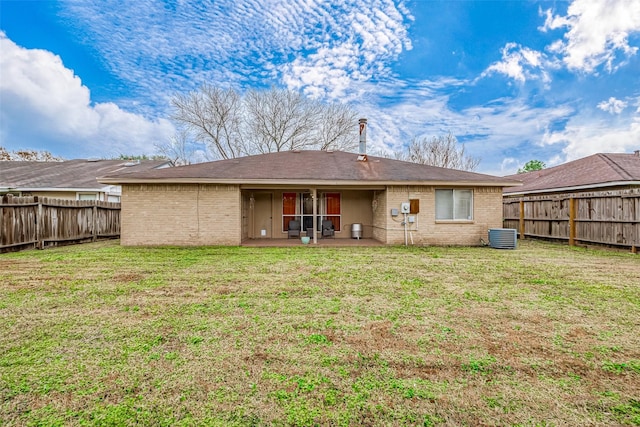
[503,188,640,252]
[0,195,121,253]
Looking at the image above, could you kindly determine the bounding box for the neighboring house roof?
[0,159,170,192]
[504,152,640,195]
[99,150,521,187]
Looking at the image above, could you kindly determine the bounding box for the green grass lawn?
[1,240,639,426]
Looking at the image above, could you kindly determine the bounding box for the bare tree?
[316,104,358,151]
[244,88,321,153]
[395,133,480,171]
[154,129,195,166]
[166,86,358,160]
[171,85,245,160]
[0,146,63,161]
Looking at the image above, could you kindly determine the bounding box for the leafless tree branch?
[168,86,357,160]
[395,133,481,171]
[0,146,63,161]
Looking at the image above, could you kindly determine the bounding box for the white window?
[435,189,473,220]
[77,193,98,201]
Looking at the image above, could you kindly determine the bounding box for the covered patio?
[241,187,380,243]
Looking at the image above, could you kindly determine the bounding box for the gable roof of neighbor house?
[99,150,521,187]
[503,152,640,195]
[0,159,170,192]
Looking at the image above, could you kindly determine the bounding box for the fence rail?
[503,188,640,252]
[1,195,120,253]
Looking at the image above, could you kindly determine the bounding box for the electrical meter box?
[400,202,410,214]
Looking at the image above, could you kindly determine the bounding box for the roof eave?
[99,177,522,187]
[504,180,640,196]
[7,186,114,193]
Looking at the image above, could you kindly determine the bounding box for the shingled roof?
[99,150,520,187]
[504,152,640,195]
[1,159,170,191]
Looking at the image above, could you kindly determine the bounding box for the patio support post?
[249,193,255,239]
[312,188,317,244]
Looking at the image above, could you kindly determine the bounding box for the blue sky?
[1,0,639,175]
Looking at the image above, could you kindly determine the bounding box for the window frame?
[77,192,99,201]
[435,189,473,221]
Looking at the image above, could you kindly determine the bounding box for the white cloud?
[541,0,640,73]
[349,78,574,175]
[487,0,640,83]
[57,0,413,103]
[541,113,640,161]
[0,33,174,158]
[501,157,519,172]
[597,97,628,114]
[482,43,551,84]
[279,1,414,99]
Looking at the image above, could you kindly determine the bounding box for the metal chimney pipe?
[359,118,367,154]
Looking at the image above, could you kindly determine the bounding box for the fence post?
[36,196,43,249]
[34,196,39,249]
[93,203,98,242]
[569,197,576,246]
[1,194,9,247]
[519,200,525,240]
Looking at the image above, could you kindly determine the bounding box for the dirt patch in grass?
[112,272,146,283]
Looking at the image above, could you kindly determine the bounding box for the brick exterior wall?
[121,184,241,246]
[383,185,503,246]
[120,183,502,246]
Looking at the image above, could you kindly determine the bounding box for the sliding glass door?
[282,192,341,232]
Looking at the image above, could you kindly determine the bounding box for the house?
[0,159,170,202]
[502,151,640,249]
[99,149,521,246]
[504,151,640,197]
